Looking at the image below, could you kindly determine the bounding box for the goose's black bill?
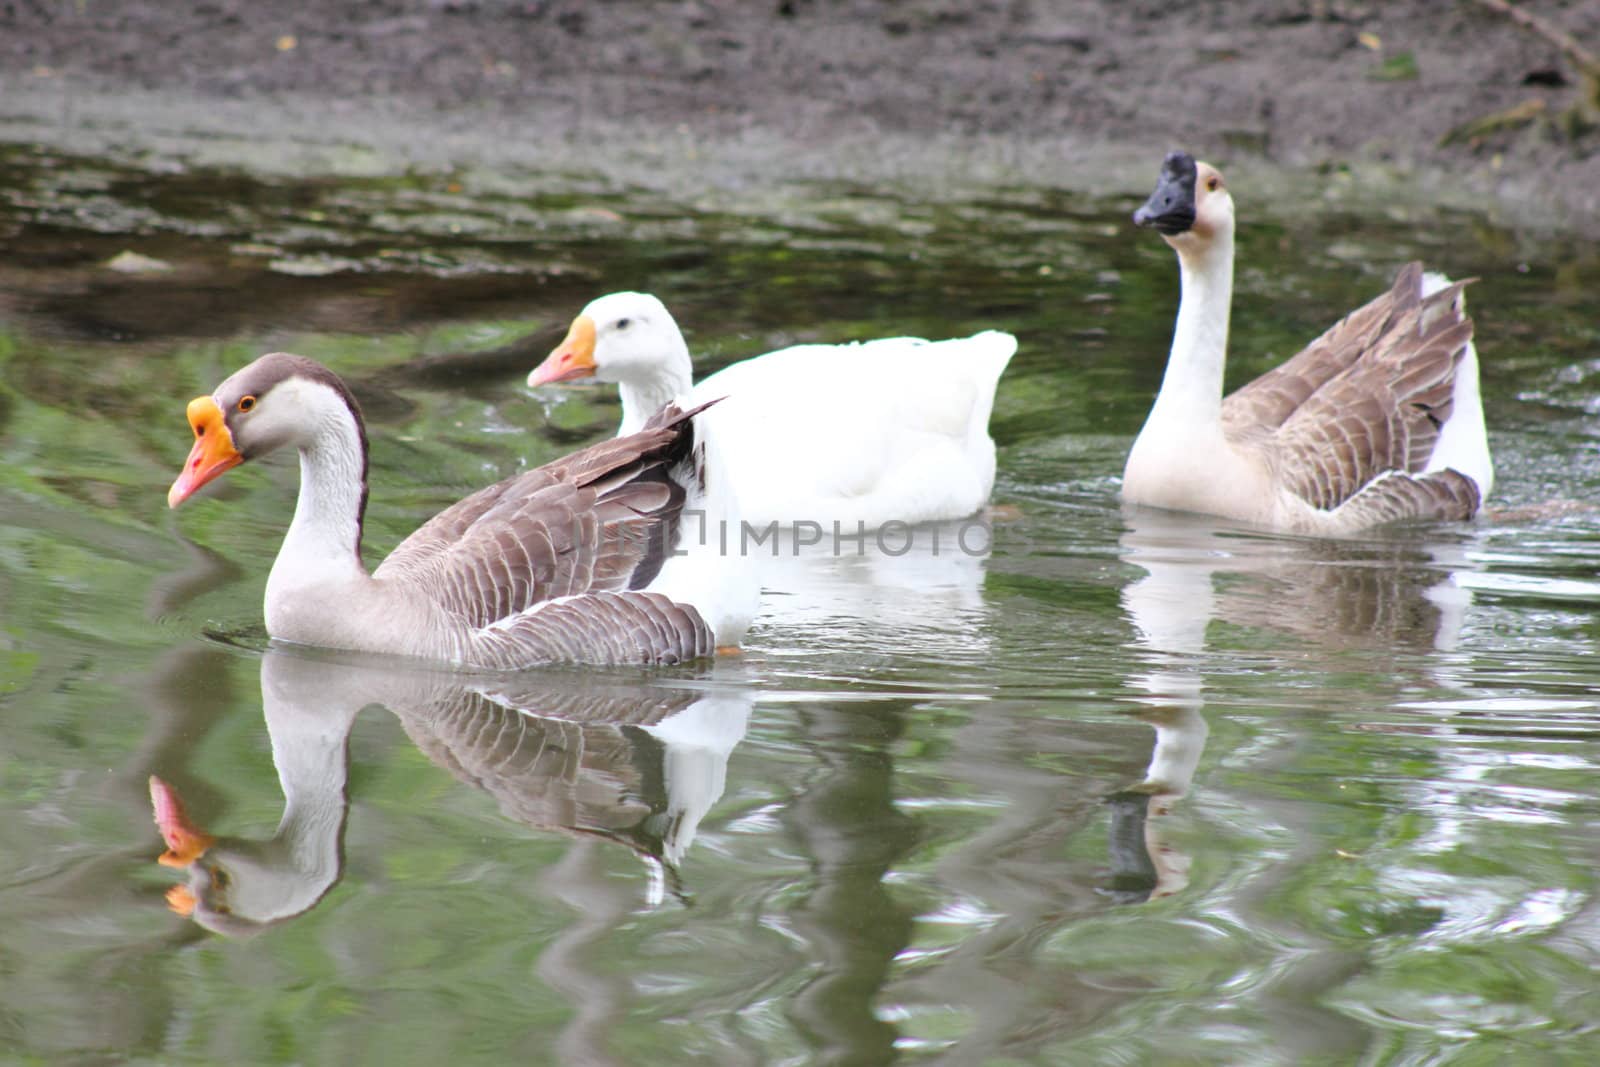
[1133,151,1198,236]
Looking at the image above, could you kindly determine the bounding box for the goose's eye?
[1206,176,1221,192]
[237,396,256,413]
[615,318,631,331]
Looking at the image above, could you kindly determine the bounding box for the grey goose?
[168,352,752,668]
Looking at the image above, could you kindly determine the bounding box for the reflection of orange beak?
[165,885,198,917]
[168,397,242,507]
[149,775,215,867]
[527,314,598,386]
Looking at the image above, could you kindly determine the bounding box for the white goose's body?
[528,292,1015,530]
[168,353,753,668]
[1125,152,1493,535]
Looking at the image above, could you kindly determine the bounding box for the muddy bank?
[2,1,1597,232]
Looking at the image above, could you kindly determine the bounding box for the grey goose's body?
[168,352,738,668]
[1125,152,1494,535]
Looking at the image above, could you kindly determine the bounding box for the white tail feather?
[1420,274,1494,499]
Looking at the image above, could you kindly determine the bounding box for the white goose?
[167,352,752,667]
[526,292,1016,530]
[1125,151,1494,535]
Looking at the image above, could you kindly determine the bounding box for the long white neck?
[267,695,357,882]
[615,348,694,437]
[1147,231,1235,432]
[271,395,370,590]
[217,662,362,925]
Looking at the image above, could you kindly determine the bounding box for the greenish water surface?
[1,145,1598,1065]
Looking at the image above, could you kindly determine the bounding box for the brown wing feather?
[387,681,697,845]
[1223,262,1423,434]
[373,402,712,630]
[472,591,715,667]
[1221,264,1475,517]
[1327,469,1481,527]
[1266,277,1471,512]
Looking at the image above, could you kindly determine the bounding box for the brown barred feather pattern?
[1222,263,1478,516]
[372,401,718,665]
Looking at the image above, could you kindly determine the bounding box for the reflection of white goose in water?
[742,518,994,656]
[1110,509,1480,901]
[150,650,753,936]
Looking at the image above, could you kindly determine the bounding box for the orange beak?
[165,885,198,917]
[527,314,598,386]
[168,396,242,507]
[149,775,215,868]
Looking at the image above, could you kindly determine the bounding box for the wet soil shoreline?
[2,1,1597,233]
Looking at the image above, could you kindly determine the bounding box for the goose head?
[528,291,693,392]
[168,352,367,507]
[1133,151,1234,250]
[151,774,345,938]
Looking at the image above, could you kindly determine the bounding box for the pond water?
[1,144,1598,1065]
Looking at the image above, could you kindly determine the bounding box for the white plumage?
[528,291,1015,531]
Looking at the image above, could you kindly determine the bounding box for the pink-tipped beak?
[527,314,598,387]
[168,396,242,507]
[150,775,215,867]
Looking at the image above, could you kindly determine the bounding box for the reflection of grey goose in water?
[397,675,751,872]
[1106,509,1482,902]
[151,652,753,936]
[166,352,754,667]
[527,291,1016,529]
[1126,151,1494,534]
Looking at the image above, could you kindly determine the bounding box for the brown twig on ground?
[1439,97,1548,147]
[1452,0,1600,145]
[1473,0,1599,111]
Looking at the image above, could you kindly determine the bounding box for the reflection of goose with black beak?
[1107,514,1219,904]
[1124,510,1481,662]
[1111,509,1481,902]
[150,650,754,936]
